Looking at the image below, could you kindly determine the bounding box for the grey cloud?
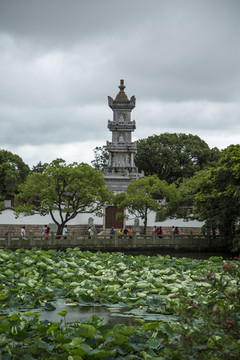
[111,1,240,102]
[0,104,109,146]
[0,0,161,45]
[134,101,240,143]
[1,0,240,167]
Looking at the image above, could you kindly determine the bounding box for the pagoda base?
[104,171,143,193]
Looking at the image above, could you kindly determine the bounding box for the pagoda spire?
[119,79,125,91]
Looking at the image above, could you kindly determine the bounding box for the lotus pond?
[0,248,239,359]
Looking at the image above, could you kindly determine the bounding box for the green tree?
[15,159,111,235]
[195,145,240,239]
[31,161,46,173]
[135,133,221,184]
[177,169,210,220]
[0,149,30,210]
[114,175,181,234]
[91,146,109,171]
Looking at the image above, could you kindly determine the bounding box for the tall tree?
[134,133,221,184]
[177,169,210,220]
[194,145,240,238]
[15,159,111,235]
[114,175,181,234]
[31,161,46,173]
[91,146,109,171]
[0,149,30,210]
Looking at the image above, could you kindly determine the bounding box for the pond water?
[37,304,137,326]
[19,299,174,326]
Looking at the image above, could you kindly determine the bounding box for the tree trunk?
[57,224,64,236]
[143,209,148,235]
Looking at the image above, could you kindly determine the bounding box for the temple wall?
[0,208,204,230]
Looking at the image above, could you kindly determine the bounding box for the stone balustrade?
[0,232,231,252]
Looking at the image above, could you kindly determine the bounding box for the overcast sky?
[1,0,240,168]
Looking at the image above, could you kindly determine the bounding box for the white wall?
[119,210,204,228]
[0,208,103,226]
[145,211,204,228]
[0,208,204,228]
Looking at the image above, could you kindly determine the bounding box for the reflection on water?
[32,301,139,326]
[34,301,176,326]
[27,296,175,326]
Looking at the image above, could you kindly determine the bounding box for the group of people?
[120,226,133,238]
[109,226,133,238]
[42,225,68,239]
[42,225,51,240]
[153,225,180,239]
[21,225,68,241]
[20,224,181,241]
[153,226,164,238]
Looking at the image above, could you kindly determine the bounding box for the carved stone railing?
[0,232,231,251]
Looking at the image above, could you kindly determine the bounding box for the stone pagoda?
[104,79,143,193]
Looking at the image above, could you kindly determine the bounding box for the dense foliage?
[0,249,239,359]
[31,161,45,173]
[194,145,240,239]
[14,159,111,235]
[134,133,221,184]
[176,169,209,220]
[0,149,30,210]
[114,175,180,234]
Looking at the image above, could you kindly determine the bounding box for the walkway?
[0,232,231,252]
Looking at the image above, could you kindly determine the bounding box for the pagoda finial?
[119,79,125,92]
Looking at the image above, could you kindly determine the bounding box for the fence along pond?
[0,232,231,252]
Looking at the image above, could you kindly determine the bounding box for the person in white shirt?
[62,226,68,239]
[21,226,26,240]
[42,225,47,238]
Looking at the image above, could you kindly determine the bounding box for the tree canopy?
[91,146,109,171]
[15,159,111,235]
[194,145,240,238]
[177,169,210,221]
[31,161,45,173]
[114,175,181,234]
[0,149,30,210]
[134,133,221,184]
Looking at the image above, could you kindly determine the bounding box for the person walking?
[42,225,47,239]
[88,227,93,239]
[62,225,68,239]
[153,226,157,234]
[110,227,115,238]
[157,226,163,239]
[44,226,50,240]
[128,226,133,238]
[21,226,26,240]
[174,226,179,239]
[118,229,123,238]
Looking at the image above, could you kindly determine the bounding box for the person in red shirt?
[174,226,179,239]
[157,226,163,238]
[44,226,50,240]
